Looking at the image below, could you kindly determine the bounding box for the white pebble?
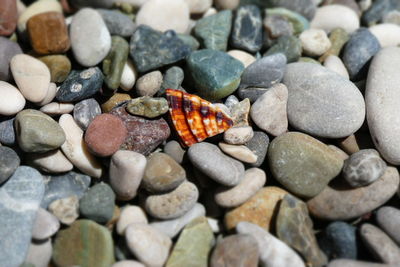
[40,102,74,116]
[0,81,25,116]
[117,205,148,235]
[300,29,331,56]
[323,55,350,79]
[218,142,258,164]
[120,59,137,91]
[311,5,360,33]
[369,23,400,47]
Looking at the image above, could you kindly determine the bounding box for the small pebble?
[218,142,258,164]
[223,126,254,145]
[163,140,186,164]
[299,28,331,56]
[0,37,22,81]
[48,195,79,225]
[0,81,25,116]
[98,9,136,37]
[376,206,400,245]
[0,146,20,184]
[116,205,148,235]
[311,5,360,33]
[120,60,137,91]
[135,71,163,96]
[227,50,256,67]
[24,239,52,267]
[126,96,168,118]
[32,207,60,240]
[369,23,400,47]
[323,55,350,79]
[245,131,270,167]
[38,55,71,83]
[73,98,101,130]
[40,102,74,116]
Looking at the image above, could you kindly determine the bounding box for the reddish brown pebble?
[0,0,18,36]
[84,114,127,157]
[27,11,70,55]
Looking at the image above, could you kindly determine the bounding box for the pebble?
[103,36,129,90]
[48,195,79,225]
[250,83,288,136]
[245,131,270,167]
[150,203,205,238]
[284,62,365,138]
[112,261,145,267]
[319,27,350,62]
[15,109,66,153]
[79,183,116,224]
[10,54,50,103]
[120,60,137,91]
[159,66,184,95]
[265,8,310,35]
[366,47,400,165]
[311,5,360,33]
[166,216,214,267]
[126,96,168,118]
[37,82,57,106]
[109,105,170,155]
[0,37,22,81]
[371,23,400,48]
[136,0,190,34]
[110,150,146,201]
[59,114,103,178]
[230,5,263,53]
[41,171,91,208]
[342,28,380,80]
[360,223,400,264]
[188,142,245,186]
[300,28,331,56]
[239,53,287,89]
[224,126,253,145]
[56,67,103,102]
[84,113,127,157]
[0,166,44,267]
[215,168,266,208]
[52,219,114,267]
[0,146,20,184]
[227,50,256,68]
[135,71,163,96]
[229,98,250,126]
[184,0,212,14]
[125,223,172,267]
[307,166,400,220]
[0,0,17,36]
[0,117,15,146]
[129,25,191,73]
[32,207,60,240]
[224,186,287,230]
[323,55,350,79]
[323,0,361,17]
[70,8,111,67]
[236,222,306,267]
[187,49,244,100]
[24,239,52,267]
[318,221,358,260]
[27,149,72,173]
[17,0,62,32]
[194,10,232,51]
[342,149,387,187]
[163,140,186,164]
[40,102,74,116]
[263,13,294,40]
[27,11,70,55]
[116,205,148,235]
[98,9,136,37]
[268,132,343,198]
[210,234,259,267]
[362,0,399,26]
[143,152,186,193]
[145,181,198,219]
[276,194,327,267]
[265,35,302,63]
[218,142,258,163]
[37,55,71,83]
[73,98,101,130]
[376,206,400,245]
[271,0,317,20]
[327,259,390,267]
[0,81,25,116]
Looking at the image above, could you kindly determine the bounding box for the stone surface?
[265,7,310,35]
[311,5,360,33]
[136,71,163,96]
[218,142,257,163]
[73,98,101,130]
[166,216,214,267]
[265,35,302,63]
[228,50,256,68]
[15,109,66,153]
[236,222,306,267]
[187,49,245,101]
[39,102,73,116]
[116,205,148,235]
[268,132,343,198]
[284,62,365,138]
[126,96,168,118]
[120,60,137,91]
[327,259,390,267]
[125,223,172,267]
[0,81,25,116]
[98,9,135,37]
[0,166,45,267]
[48,195,79,225]
[300,29,331,56]
[0,117,15,146]
[59,114,103,178]
[323,55,349,79]
[130,25,191,73]
[110,105,170,156]
[307,166,400,220]
[366,47,400,165]
[0,146,19,184]
[112,261,145,267]
[230,98,251,127]
[0,37,22,81]
[24,239,52,267]
[26,150,71,174]
[224,186,287,231]
[369,23,400,47]
[159,66,184,95]
[269,0,317,20]
[56,67,103,102]
[362,0,400,26]
[230,5,263,53]
[276,194,327,267]
[145,181,198,219]
[0,0,17,36]
[103,36,129,90]
[263,13,294,40]
[36,82,57,106]
[10,54,50,103]
[52,219,115,267]
[32,207,60,240]
[245,130,269,167]
[164,140,186,164]
[377,206,400,245]
[224,126,253,145]
[188,142,245,186]
[110,150,146,201]
[70,8,111,67]
[194,10,232,51]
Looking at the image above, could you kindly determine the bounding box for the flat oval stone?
[126,96,168,118]
[268,132,344,198]
[376,206,400,245]
[15,109,66,153]
[0,0,17,36]
[103,36,129,90]
[218,142,258,163]
[10,54,50,103]
[143,152,186,193]
[284,62,365,138]
[26,149,73,174]
[0,146,19,184]
[188,142,245,186]
[0,37,22,81]
[311,5,360,33]
[0,81,25,116]
[52,219,114,267]
[70,8,111,67]
[210,234,259,267]
[307,166,400,220]
[136,71,163,96]
[366,46,400,164]
[56,67,103,102]
[40,102,74,116]
[38,55,71,83]
[144,181,199,219]
[73,98,101,130]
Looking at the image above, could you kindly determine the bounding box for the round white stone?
[0,81,25,116]
[299,29,331,56]
[120,60,137,91]
[369,23,400,47]
[311,5,360,33]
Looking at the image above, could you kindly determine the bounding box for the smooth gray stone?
[245,131,269,167]
[377,206,400,246]
[238,87,270,103]
[97,9,136,37]
[283,62,365,138]
[0,166,45,267]
[0,117,15,145]
[73,98,101,130]
[0,146,20,184]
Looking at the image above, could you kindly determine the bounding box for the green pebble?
[159,66,184,95]
[177,33,200,51]
[265,7,310,35]
[38,55,71,83]
[265,35,302,63]
[319,28,350,62]
[103,36,129,90]
[126,96,169,118]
